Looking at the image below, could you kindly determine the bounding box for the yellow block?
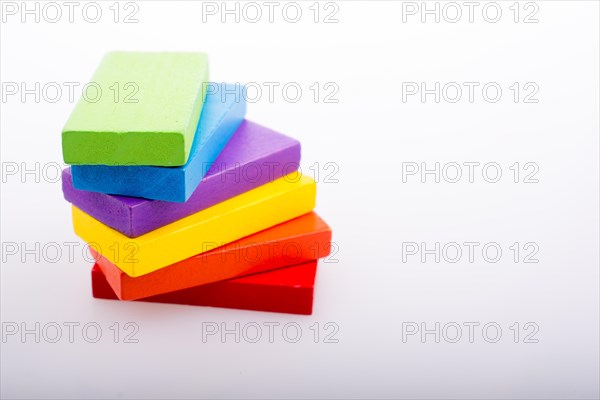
[72,173,316,277]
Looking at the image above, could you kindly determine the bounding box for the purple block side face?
[62,168,135,236]
[62,120,301,238]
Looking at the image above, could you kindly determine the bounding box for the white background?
[1,1,599,399]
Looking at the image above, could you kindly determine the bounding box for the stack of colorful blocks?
[60,52,332,314]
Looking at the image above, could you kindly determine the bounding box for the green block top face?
[62,51,209,166]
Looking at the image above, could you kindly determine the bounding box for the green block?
[62,52,209,166]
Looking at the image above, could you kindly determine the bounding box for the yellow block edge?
[72,173,317,277]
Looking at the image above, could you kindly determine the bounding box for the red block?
[92,212,331,300]
[92,261,318,315]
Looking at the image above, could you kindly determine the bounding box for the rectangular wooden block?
[92,261,318,315]
[62,120,301,237]
[69,83,246,202]
[72,173,316,277]
[62,52,209,166]
[92,212,331,300]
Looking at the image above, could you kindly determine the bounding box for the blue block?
[71,83,247,202]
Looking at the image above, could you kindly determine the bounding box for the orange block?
[92,212,332,300]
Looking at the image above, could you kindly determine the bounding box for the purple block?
[62,120,301,238]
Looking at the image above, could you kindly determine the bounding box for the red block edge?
[91,261,318,315]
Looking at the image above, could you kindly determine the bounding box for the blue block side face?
[70,83,247,202]
[71,163,185,200]
[183,84,247,200]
